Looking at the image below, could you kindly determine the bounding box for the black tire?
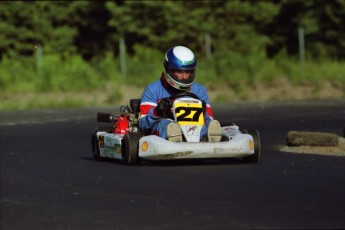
[91,126,113,161]
[243,129,261,163]
[91,130,101,160]
[121,132,142,165]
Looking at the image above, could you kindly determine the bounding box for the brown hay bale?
[287,131,339,147]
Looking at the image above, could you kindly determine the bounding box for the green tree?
[67,1,113,60]
[0,1,76,59]
[264,0,345,60]
[1,0,344,62]
[106,1,186,54]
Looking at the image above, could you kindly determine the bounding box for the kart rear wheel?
[121,132,142,165]
[91,126,113,161]
[91,131,101,160]
[243,129,261,163]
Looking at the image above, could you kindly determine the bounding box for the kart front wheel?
[243,129,261,163]
[121,132,142,165]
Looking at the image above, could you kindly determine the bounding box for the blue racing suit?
[139,74,215,139]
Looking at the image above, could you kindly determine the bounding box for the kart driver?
[139,45,221,142]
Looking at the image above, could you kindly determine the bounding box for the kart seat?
[130,99,141,115]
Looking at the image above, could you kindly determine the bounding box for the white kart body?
[96,132,123,160]
[138,126,254,160]
[96,125,255,161]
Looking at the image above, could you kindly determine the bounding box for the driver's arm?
[139,86,161,134]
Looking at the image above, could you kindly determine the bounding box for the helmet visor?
[170,69,195,85]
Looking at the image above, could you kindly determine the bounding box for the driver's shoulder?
[191,81,207,92]
[144,79,165,95]
[146,79,162,89]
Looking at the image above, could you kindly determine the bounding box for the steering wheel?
[169,92,200,101]
[156,92,202,119]
[169,92,205,114]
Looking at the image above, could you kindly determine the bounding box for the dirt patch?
[278,137,345,156]
[0,85,144,110]
[206,78,344,103]
[119,79,344,106]
[1,77,344,111]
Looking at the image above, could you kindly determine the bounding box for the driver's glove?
[155,98,173,118]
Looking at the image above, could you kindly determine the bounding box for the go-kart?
[91,92,261,165]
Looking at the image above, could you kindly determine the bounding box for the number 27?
[175,107,203,122]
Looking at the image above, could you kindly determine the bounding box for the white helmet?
[163,46,197,90]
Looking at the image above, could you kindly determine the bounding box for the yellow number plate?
[173,101,204,125]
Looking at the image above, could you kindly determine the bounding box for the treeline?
[1,0,345,61]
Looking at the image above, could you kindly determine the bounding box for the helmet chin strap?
[163,71,193,91]
[161,72,191,92]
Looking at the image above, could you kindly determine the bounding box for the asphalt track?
[1,101,345,229]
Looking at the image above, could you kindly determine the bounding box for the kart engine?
[114,106,138,134]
